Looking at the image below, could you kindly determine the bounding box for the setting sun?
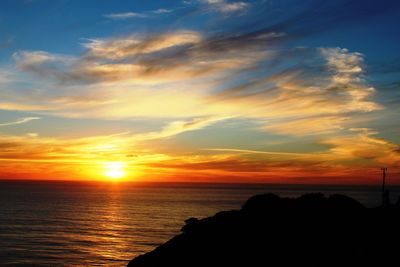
[105,162,126,179]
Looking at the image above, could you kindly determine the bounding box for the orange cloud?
[85,31,203,60]
[2,26,396,184]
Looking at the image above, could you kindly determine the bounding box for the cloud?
[0,117,40,127]
[143,149,359,182]
[146,128,400,180]
[84,31,203,60]
[203,148,306,157]
[152,8,173,14]
[0,116,226,164]
[3,3,387,145]
[10,41,380,132]
[320,129,400,166]
[0,120,222,180]
[207,47,380,135]
[104,8,173,20]
[8,18,381,148]
[0,116,225,163]
[13,51,71,65]
[263,116,348,136]
[104,12,147,20]
[134,116,230,141]
[13,23,290,86]
[0,118,398,182]
[26,133,39,138]
[13,51,78,83]
[0,132,131,163]
[13,28,274,86]
[320,48,379,112]
[0,102,55,112]
[201,0,249,14]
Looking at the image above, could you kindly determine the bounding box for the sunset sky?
[0,0,399,183]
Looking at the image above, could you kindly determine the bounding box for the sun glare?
[105,162,126,179]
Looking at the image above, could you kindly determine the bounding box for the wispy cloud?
[0,117,40,127]
[133,116,229,141]
[11,33,380,130]
[12,29,269,88]
[319,129,400,166]
[12,51,77,83]
[151,8,173,14]
[1,125,398,181]
[201,0,249,14]
[204,148,306,156]
[104,8,173,20]
[263,116,348,136]
[84,31,203,60]
[104,12,147,20]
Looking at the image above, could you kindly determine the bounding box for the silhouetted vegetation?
[128,193,400,266]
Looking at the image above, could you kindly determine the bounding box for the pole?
[381,167,387,206]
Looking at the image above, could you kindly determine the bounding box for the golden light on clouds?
[1,3,399,184]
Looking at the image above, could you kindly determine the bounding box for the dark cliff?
[128,193,400,266]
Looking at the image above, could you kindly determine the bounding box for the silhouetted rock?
[128,193,400,267]
[241,193,281,212]
[328,194,365,209]
[181,217,200,233]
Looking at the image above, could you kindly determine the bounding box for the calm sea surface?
[1,181,399,266]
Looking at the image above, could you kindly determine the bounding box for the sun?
[105,162,126,179]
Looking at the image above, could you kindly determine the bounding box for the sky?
[0,0,399,183]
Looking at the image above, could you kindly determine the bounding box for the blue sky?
[1,1,399,58]
[0,0,399,182]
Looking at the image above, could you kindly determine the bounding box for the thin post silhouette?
[381,167,387,206]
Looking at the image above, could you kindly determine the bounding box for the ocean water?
[1,181,399,267]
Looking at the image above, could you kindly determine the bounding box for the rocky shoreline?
[128,193,400,266]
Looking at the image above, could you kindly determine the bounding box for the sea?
[1,181,399,267]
